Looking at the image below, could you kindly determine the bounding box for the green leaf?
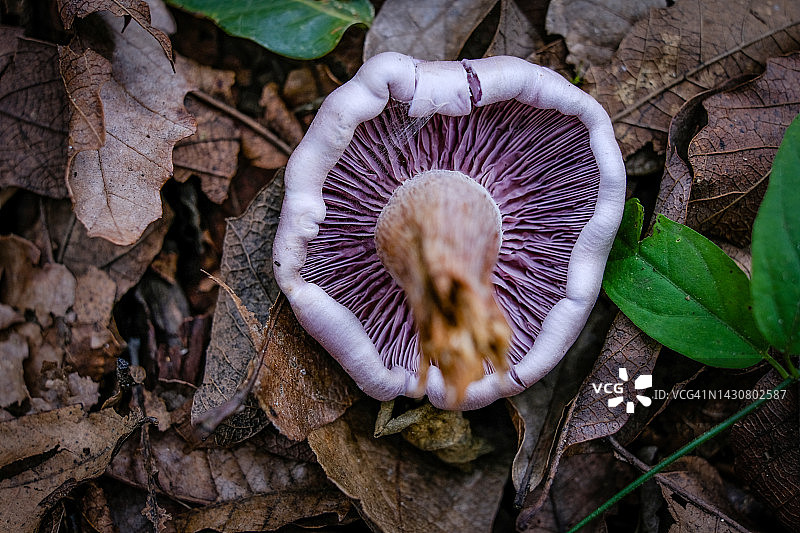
[169,0,374,60]
[751,114,800,354]
[603,199,768,368]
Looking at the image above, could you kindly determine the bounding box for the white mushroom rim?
[273,52,626,410]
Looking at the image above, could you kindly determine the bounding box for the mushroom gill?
[301,98,600,403]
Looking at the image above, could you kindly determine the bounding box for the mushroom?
[273,53,625,410]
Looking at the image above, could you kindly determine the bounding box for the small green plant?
[168,0,374,60]
[570,114,800,531]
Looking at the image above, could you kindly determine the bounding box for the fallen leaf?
[79,482,116,533]
[173,96,241,204]
[363,0,499,61]
[58,44,111,155]
[45,198,173,301]
[67,11,196,245]
[0,31,69,198]
[175,55,235,102]
[586,0,800,157]
[258,81,304,148]
[191,175,283,434]
[109,427,351,531]
[308,401,515,533]
[686,53,800,246]
[0,405,143,533]
[658,456,752,533]
[57,0,174,66]
[255,296,360,441]
[546,0,665,69]
[519,451,630,532]
[239,129,289,170]
[0,332,29,409]
[484,0,543,59]
[731,371,800,530]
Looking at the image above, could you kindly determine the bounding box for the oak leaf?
[66,11,195,245]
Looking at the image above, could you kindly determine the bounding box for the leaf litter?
[1,0,799,530]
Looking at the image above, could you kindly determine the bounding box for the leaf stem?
[784,354,800,379]
[763,352,790,379]
[567,376,796,533]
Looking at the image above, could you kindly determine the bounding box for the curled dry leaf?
[586,0,800,158]
[308,401,515,533]
[0,332,28,408]
[57,0,174,66]
[363,0,499,61]
[0,30,69,198]
[686,53,800,246]
[58,44,111,156]
[731,371,800,530]
[546,0,665,69]
[66,11,196,245]
[0,405,144,533]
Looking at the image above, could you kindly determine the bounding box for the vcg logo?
[591,367,653,413]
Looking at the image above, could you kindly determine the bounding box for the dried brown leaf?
[308,401,515,533]
[258,82,304,148]
[67,12,195,245]
[57,0,174,67]
[0,31,69,198]
[173,96,241,204]
[0,406,143,533]
[79,482,117,533]
[59,44,111,157]
[657,456,752,533]
[240,129,289,170]
[109,428,351,531]
[731,372,800,530]
[686,53,800,246]
[546,0,665,69]
[484,0,543,59]
[0,332,29,408]
[191,176,283,432]
[255,296,360,441]
[45,199,173,301]
[586,0,800,158]
[175,55,235,103]
[363,0,499,61]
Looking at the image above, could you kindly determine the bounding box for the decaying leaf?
[191,175,284,435]
[546,0,665,70]
[110,427,351,531]
[0,405,143,533]
[308,401,515,533]
[258,82,304,148]
[657,456,752,533]
[44,198,173,301]
[0,31,69,198]
[255,296,359,441]
[686,53,800,246]
[0,332,29,409]
[173,96,240,204]
[731,372,800,530]
[67,11,195,245]
[57,0,174,66]
[484,0,543,59]
[363,0,499,61]
[586,0,800,157]
[59,45,112,156]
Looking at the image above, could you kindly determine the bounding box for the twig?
[189,90,293,156]
[606,435,750,532]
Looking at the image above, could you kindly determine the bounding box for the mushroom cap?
[273,53,626,410]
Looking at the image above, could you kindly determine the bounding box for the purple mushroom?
[273,53,625,410]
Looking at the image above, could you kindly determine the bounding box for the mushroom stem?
[374,170,511,404]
